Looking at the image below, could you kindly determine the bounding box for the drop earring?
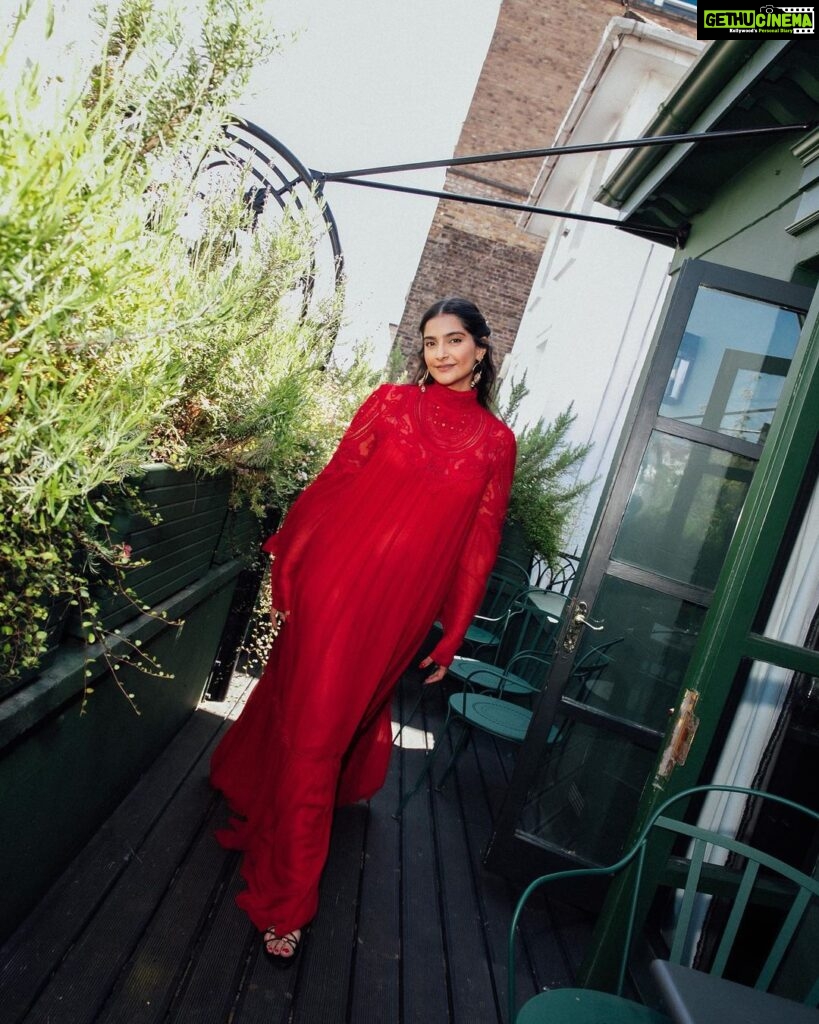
[419,368,430,391]
[470,361,483,390]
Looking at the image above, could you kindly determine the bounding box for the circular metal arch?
[198,117,345,314]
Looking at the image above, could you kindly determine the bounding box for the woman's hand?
[270,607,290,630]
[419,656,447,684]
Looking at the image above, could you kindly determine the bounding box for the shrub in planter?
[503,376,595,569]
[0,0,377,695]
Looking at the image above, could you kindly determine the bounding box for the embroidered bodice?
[263,383,516,666]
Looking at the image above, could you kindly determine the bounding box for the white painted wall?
[499,19,703,556]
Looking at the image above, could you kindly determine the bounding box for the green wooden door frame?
[581,283,819,989]
[485,258,812,886]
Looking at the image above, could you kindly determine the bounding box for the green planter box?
[67,465,232,637]
[497,518,535,574]
[212,503,264,567]
[0,466,272,940]
[0,560,242,942]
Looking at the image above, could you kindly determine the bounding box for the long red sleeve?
[427,428,516,666]
[261,385,389,613]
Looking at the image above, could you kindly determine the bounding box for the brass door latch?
[562,600,605,653]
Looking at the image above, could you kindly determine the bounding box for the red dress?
[210,382,516,933]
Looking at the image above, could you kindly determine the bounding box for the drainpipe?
[596,40,766,209]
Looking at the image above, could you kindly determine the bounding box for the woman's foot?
[262,926,303,967]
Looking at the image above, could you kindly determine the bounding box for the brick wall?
[394,0,697,376]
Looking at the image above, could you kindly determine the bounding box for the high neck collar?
[424,383,480,409]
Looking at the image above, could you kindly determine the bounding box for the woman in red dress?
[210,297,517,963]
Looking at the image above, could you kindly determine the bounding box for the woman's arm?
[423,427,517,673]
[263,384,392,616]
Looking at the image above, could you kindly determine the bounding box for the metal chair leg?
[393,710,453,819]
[434,722,471,791]
[391,683,426,747]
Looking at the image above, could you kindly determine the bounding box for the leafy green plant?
[0,0,376,695]
[383,339,410,384]
[503,376,595,566]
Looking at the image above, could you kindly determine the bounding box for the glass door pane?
[517,576,707,862]
[519,717,656,864]
[658,288,802,436]
[571,577,706,731]
[488,260,815,881]
[612,433,755,590]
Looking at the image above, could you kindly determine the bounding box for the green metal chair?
[451,622,616,700]
[508,784,819,1023]
[435,637,622,788]
[461,561,534,662]
[493,554,534,586]
[393,586,560,748]
[449,587,569,693]
[394,639,622,817]
[530,550,579,595]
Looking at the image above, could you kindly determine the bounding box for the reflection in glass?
[518,717,656,863]
[517,577,706,863]
[568,576,705,732]
[613,432,755,590]
[717,363,786,444]
[723,660,819,872]
[659,287,801,443]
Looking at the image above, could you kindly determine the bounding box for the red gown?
[210,382,516,934]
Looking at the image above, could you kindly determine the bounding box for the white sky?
[238,1,502,365]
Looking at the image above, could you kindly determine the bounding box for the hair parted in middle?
[415,296,497,407]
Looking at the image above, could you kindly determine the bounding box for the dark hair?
[415,296,498,408]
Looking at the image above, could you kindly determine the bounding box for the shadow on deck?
[0,664,593,1023]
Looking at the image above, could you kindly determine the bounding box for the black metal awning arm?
[311,121,813,182]
[298,121,812,249]
[328,176,687,246]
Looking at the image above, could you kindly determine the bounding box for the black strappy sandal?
[262,926,303,968]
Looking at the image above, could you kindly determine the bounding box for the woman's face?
[422,313,484,392]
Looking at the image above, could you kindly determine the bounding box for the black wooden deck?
[1,664,592,1024]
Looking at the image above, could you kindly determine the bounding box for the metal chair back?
[508,785,819,1022]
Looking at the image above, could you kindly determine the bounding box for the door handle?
[562,600,605,652]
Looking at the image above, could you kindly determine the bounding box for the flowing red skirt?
[210,586,432,934]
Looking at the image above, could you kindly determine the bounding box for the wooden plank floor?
[0,664,592,1024]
